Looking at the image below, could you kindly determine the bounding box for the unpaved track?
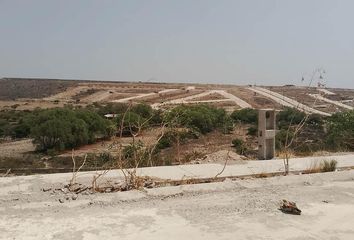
[80,90,111,102]
[248,86,330,116]
[44,86,89,101]
[112,89,179,103]
[153,90,252,109]
[1,170,354,239]
[318,88,336,95]
[309,94,353,110]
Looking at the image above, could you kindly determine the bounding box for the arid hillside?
[0,78,77,100]
[1,78,353,113]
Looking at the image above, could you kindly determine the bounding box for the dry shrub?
[304,160,321,174]
[320,159,337,172]
[304,159,337,174]
[277,149,295,159]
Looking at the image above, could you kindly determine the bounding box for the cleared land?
[1,78,354,115]
[1,165,354,239]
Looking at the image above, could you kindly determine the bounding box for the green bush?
[277,107,306,129]
[232,138,247,155]
[116,111,147,136]
[165,104,233,134]
[131,104,153,119]
[230,108,258,124]
[95,102,129,116]
[325,110,354,151]
[275,128,296,150]
[247,126,257,136]
[156,129,198,151]
[27,108,110,152]
[0,110,33,138]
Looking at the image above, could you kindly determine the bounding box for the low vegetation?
[321,159,338,172]
[1,102,353,172]
[230,108,257,124]
[165,104,233,134]
[231,138,247,155]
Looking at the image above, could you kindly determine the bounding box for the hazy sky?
[1,0,353,88]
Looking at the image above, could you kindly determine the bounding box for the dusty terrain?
[0,139,35,158]
[0,78,76,100]
[2,78,353,113]
[1,169,354,239]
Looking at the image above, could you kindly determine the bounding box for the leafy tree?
[22,108,111,151]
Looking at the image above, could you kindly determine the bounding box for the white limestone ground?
[112,89,179,103]
[248,86,330,116]
[152,89,252,109]
[309,93,353,110]
[1,168,354,240]
[317,88,336,95]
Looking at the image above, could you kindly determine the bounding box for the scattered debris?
[41,188,52,192]
[279,199,301,215]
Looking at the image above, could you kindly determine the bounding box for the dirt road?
[1,170,354,239]
[153,90,252,109]
[112,89,179,103]
[248,86,330,116]
[309,93,353,110]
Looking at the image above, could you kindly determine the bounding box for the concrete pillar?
[258,109,277,160]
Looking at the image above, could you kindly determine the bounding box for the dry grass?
[304,160,322,174]
[304,159,337,174]
[277,149,296,159]
[321,159,337,172]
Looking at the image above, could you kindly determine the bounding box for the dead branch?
[214,151,231,178]
[69,150,87,188]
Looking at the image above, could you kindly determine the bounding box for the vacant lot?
[1,170,354,239]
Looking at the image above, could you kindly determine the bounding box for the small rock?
[279,199,301,215]
[58,199,64,203]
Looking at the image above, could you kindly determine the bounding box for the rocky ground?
[1,169,354,239]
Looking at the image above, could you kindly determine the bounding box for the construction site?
[1,77,354,239]
[2,0,354,238]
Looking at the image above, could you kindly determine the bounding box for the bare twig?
[69,150,87,187]
[214,151,231,178]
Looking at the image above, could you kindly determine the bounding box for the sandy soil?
[1,170,354,239]
[0,139,35,158]
[0,100,70,111]
[2,80,353,114]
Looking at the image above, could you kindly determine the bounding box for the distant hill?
[0,78,76,100]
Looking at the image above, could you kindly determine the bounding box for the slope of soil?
[0,78,76,100]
